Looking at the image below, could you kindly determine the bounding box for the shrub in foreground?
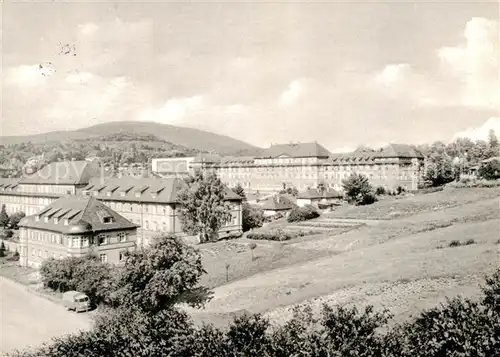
[287,205,320,223]
[12,267,500,357]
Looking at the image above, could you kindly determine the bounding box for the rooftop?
[19,195,137,234]
[260,194,296,211]
[82,176,242,203]
[20,161,101,185]
[258,142,332,159]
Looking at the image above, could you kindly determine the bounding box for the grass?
[325,187,500,220]
[185,187,500,327]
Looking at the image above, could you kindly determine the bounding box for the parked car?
[62,291,90,312]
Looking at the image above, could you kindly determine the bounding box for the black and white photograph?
[0,1,499,355]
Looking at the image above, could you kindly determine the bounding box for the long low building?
[167,142,425,193]
[0,161,243,246]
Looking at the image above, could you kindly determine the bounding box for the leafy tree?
[478,159,500,180]
[111,235,211,313]
[241,203,264,232]
[342,173,377,205]
[177,170,233,243]
[8,211,25,230]
[0,204,9,228]
[71,255,117,305]
[487,129,499,157]
[39,255,115,304]
[0,241,6,257]
[232,183,246,200]
[424,151,454,187]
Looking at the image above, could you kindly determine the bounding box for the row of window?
[31,248,64,260]
[103,201,172,215]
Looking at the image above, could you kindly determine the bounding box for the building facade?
[18,196,138,268]
[190,142,425,193]
[0,162,243,246]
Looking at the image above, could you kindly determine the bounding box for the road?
[0,276,92,354]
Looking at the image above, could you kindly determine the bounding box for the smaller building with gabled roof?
[18,195,138,268]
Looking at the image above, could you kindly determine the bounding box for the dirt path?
[0,276,92,354]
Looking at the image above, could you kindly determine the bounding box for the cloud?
[65,71,95,84]
[437,17,499,109]
[44,75,138,130]
[139,96,204,124]
[280,79,305,107]
[452,117,500,142]
[4,64,49,87]
[375,63,411,86]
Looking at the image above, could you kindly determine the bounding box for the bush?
[449,240,461,247]
[464,238,476,245]
[375,186,386,195]
[359,192,377,205]
[246,229,320,241]
[40,255,116,305]
[247,229,290,241]
[478,159,500,180]
[1,229,14,240]
[449,178,500,188]
[7,249,20,262]
[242,203,264,232]
[12,268,500,357]
[8,211,25,230]
[287,205,320,223]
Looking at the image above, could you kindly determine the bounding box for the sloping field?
[325,187,500,220]
[188,188,500,327]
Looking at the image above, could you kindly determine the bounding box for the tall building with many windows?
[0,163,243,246]
[190,142,425,193]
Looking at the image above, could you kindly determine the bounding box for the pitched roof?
[0,178,21,190]
[82,176,241,203]
[257,142,331,159]
[19,195,137,234]
[20,161,101,185]
[377,144,424,159]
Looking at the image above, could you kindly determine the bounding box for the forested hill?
[0,132,205,175]
[0,121,261,156]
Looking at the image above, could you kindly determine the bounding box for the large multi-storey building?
[190,142,425,193]
[18,196,138,268]
[0,161,243,246]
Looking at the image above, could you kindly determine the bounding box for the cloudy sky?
[1,1,499,151]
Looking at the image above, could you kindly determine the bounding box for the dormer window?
[83,191,90,196]
[35,215,40,222]
[54,218,59,224]
[63,218,69,226]
[44,216,49,223]
[103,216,114,224]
